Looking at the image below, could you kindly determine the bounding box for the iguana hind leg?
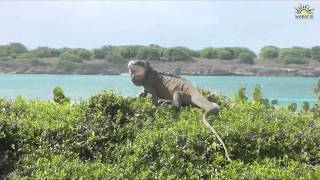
[158,91,191,107]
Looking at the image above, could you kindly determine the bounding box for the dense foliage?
[136,47,161,61]
[259,46,320,64]
[1,84,320,179]
[200,47,256,61]
[311,46,320,61]
[239,52,254,64]
[278,47,310,64]
[1,43,320,66]
[53,86,70,105]
[163,47,193,61]
[259,46,280,60]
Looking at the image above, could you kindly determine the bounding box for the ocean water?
[0,74,317,106]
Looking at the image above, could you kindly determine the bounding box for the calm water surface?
[0,74,317,106]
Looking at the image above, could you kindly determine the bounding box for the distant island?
[0,42,320,76]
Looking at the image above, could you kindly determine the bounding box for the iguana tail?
[203,111,231,162]
[191,93,231,161]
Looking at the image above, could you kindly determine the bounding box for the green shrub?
[57,60,79,72]
[288,103,298,112]
[216,48,234,60]
[234,86,248,102]
[163,47,192,61]
[0,57,11,61]
[53,86,70,105]
[239,52,254,64]
[119,45,141,59]
[314,78,320,101]
[173,46,199,57]
[302,102,310,112]
[105,52,125,63]
[311,46,320,61]
[76,48,91,60]
[92,46,126,63]
[0,45,9,57]
[259,46,280,60]
[28,59,48,66]
[1,90,320,179]
[58,47,72,55]
[292,46,311,58]
[30,47,60,58]
[17,52,37,59]
[92,48,105,59]
[10,53,17,59]
[60,51,82,63]
[7,42,28,55]
[278,48,309,64]
[200,47,218,59]
[136,47,161,61]
[59,48,91,62]
[228,47,256,59]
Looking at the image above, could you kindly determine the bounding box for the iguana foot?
[138,91,147,97]
[158,99,173,105]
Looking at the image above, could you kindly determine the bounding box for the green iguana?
[128,60,231,161]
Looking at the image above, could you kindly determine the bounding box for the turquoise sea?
[0,74,317,106]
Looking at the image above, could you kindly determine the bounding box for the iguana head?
[128,60,150,86]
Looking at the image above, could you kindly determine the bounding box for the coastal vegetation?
[1,43,320,67]
[1,80,320,179]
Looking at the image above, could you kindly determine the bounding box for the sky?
[0,1,319,52]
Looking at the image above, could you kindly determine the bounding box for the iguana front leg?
[137,90,148,97]
[144,86,160,106]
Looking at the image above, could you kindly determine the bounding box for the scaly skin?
[128,60,231,161]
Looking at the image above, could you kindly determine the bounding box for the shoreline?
[0,72,318,77]
[1,59,320,77]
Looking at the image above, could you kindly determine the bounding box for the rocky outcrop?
[1,59,320,76]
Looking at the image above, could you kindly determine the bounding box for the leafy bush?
[7,42,28,55]
[30,47,60,58]
[119,45,141,59]
[311,46,320,61]
[59,48,91,63]
[76,48,92,60]
[216,48,234,60]
[92,48,105,59]
[314,78,320,101]
[259,46,280,60]
[57,60,79,72]
[200,47,218,59]
[53,86,70,105]
[136,47,161,61]
[92,46,126,63]
[105,52,125,64]
[10,53,17,59]
[0,42,28,57]
[163,47,192,61]
[58,47,72,55]
[233,86,248,102]
[292,46,311,58]
[1,86,320,179]
[173,46,199,57]
[239,52,255,64]
[278,48,309,64]
[17,52,37,59]
[28,59,48,66]
[60,51,83,63]
[228,47,256,59]
[0,45,9,57]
